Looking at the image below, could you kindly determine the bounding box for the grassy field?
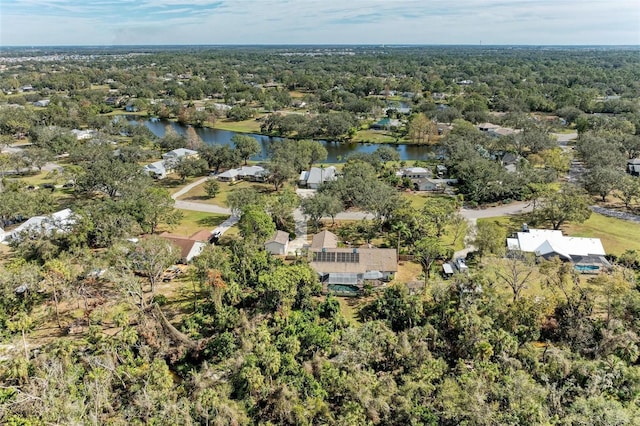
[165,210,229,236]
[212,118,263,133]
[563,213,640,256]
[352,129,398,143]
[177,179,278,208]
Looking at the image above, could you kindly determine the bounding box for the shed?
[265,230,290,255]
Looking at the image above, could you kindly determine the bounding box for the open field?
[352,129,397,143]
[212,118,263,133]
[563,213,640,256]
[177,179,279,207]
[167,210,228,236]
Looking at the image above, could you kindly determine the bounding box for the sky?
[1,0,639,46]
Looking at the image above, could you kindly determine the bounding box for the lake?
[125,116,440,163]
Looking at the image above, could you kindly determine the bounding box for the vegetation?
[1,45,640,424]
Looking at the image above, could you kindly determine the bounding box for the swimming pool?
[327,284,361,296]
[575,264,600,273]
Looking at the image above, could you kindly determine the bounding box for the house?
[161,148,199,171]
[299,166,337,189]
[2,209,75,243]
[436,165,448,177]
[159,233,206,263]
[238,165,268,182]
[217,166,268,183]
[162,148,199,162]
[143,161,167,179]
[308,231,397,287]
[400,167,433,180]
[190,229,214,243]
[217,168,240,182]
[506,227,610,270]
[20,85,34,92]
[413,178,442,192]
[125,104,139,112]
[71,129,96,140]
[33,99,50,107]
[478,123,520,138]
[628,159,640,176]
[265,230,290,255]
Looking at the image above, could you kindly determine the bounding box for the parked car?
[455,257,469,273]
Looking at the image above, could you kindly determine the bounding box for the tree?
[268,159,296,191]
[238,205,276,246]
[617,174,640,209]
[232,134,261,165]
[495,253,535,302]
[474,220,507,256]
[174,157,208,182]
[407,113,436,144]
[128,236,180,296]
[227,187,266,216]
[536,185,592,230]
[581,166,624,202]
[126,187,182,234]
[42,258,72,328]
[414,237,448,283]
[421,197,456,238]
[200,144,239,173]
[204,178,220,198]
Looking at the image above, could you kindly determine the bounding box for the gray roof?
[311,230,339,249]
[310,247,398,274]
[266,230,290,246]
[306,166,336,186]
[162,148,198,159]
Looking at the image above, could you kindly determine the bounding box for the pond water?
[125,116,440,163]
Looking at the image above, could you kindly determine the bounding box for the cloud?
[1,0,638,45]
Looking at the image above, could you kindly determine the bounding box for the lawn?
[352,129,398,144]
[212,118,263,133]
[165,210,229,236]
[177,179,277,208]
[563,213,640,256]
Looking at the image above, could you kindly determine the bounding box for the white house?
[2,209,75,243]
[507,227,609,268]
[218,165,269,182]
[264,230,290,255]
[71,129,96,140]
[400,167,433,180]
[300,166,337,189]
[143,161,167,179]
[33,99,50,107]
[162,148,199,161]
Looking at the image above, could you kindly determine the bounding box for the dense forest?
[1,46,640,424]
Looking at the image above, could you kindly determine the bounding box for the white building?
[299,166,337,189]
[507,227,609,268]
[143,161,167,179]
[264,230,290,255]
[2,209,75,243]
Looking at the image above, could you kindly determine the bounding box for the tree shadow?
[196,216,227,228]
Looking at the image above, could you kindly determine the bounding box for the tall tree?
[128,236,180,296]
[535,185,592,230]
[232,134,261,165]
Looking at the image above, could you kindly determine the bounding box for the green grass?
[177,179,277,208]
[212,118,263,133]
[166,210,229,236]
[352,129,398,144]
[563,213,640,256]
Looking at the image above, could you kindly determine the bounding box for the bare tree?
[495,252,535,303]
